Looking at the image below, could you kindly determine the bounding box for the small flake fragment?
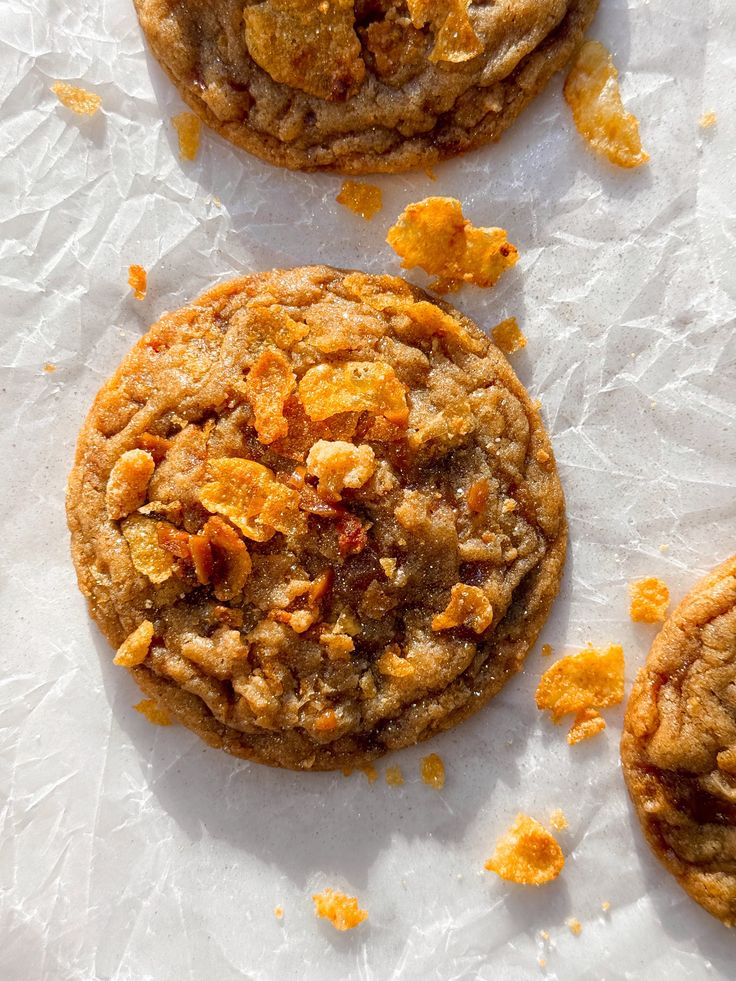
[485,814,564,886]
[421,752,445,789]
[629,576,669,623]
[336,180,383,220]
[43,362,56,373]
[564,41,649,169]
[51,81,101,116]
[172,111,201,161]
[114,620,154,667]
[492,317,527,354]
[536,449,550,465]
[601,900,611,912]
[312,888,368,931]
[361,764,379,784]
[387,197,518,293]
[405,0,483,63]
[377,648,415,678]
[199,458,304,541]
[306,440,375,501]
[121,515,177,584]
[298,361,408,424]
[128,264,147,301]
[274,905,284,919]
[466,478,490,513]
[549,809,568,832]
[380,557,397,580]
[566,917,583,936]
[535,645,625,723]
[134,698,172,726]
[700,110,717,129]
[385,765,404,787]
[541,643,553,657]
[106,449,155,520]
[244,349,296,444]
[567,706,607,745]
[432,583,493,634]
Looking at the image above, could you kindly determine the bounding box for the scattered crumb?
[540,930,550,941]
[659,543,669,553]
[424,166,437,181]
[212,196,222,207]
[492,316,527,355]
[629,577,669,623]
[567,706,607,745]
[172,111,202,161]
[43,362,56,373]
[549,809,568,832]
[421,753,445,789]
[336,180,383,220]
[538,957,547,969]
[274,905,284,919]
[128,264,147,301]
[485,814,564,886]
[601,900,611,912]
[312,888,368,931]
[342,767,354,778]
[134,698,172,726]
[385,765,404,787]
[51,81,101,116]
[700,110,717,129]
[114,620,154,667]
[361,764,378,784]
[541,644,553,657]
[566,917,583,936]
[536,449,550,465]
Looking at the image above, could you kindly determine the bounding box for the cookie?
[67,266,566,770]
[622,557,736,926]
[133,0,599,173]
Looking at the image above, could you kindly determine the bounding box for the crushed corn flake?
[106,449,155,521]
[312,888,368,931]
[172,111,201,161]
[405,0,483,63]
[298,361,408,424]
[485,814,564,886]
[567,706,607,745]
[385,765,404,787]
[700,110,717,129]
[492,317,527,355]
[121,515,177,584]
[629,576,669,623]
[601,900,611,912]
[421,752,445,790]
[244,349,296,444]
[199,458,304,541]
[541,643,553,657]
[549,808,568,832]
[535,644,625,724]
[43,362,56,373]
[377,648,415,678]
[432,583,493,634]
[306,440,376,501]
[114,620,154,667]
[336,180,383,220]
[134,698,172,726]
[51,81,101,116]
[128,264,147,301]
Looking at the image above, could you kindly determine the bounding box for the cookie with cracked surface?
[132,0,599,173]
[67,266,566,770]
[622,556,736,926]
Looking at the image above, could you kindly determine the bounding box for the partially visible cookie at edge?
[622,556,736,926]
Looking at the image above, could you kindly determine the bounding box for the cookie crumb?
[134,698,172,726]
[629,577,669,623]
[43,362,56,373]
[421,752,445,789]
[536,450,550,465]
[485,814,564,886]
[566,917,582,936]
[361,764,379,784]
[274,905,284,919]
[549,808,568,831]
[172,111,202,161]
[406,0,482,63]
[601,900,611,912]
[336,180,383,220]
[541,643,553,657]
[700,110,717,129]
[51,81,101,116]
[385,765,404,787]
[312,888,368,931]
[538,957,547,969]
[128,264,147,301]
[536,645,624,732]
[492,317,527,355]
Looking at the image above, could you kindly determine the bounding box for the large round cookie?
[133,0,599,173]
[622,557,736,926]
[67,266,566,770]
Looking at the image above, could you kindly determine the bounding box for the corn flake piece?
[629,576,669,623]
[114,620,154,667]
[244,0,365,102]
[298,361,408,425]
[377,648,415,678]
[336,180,383,220]
[121,515,177,584]
[564,41,649,169]
[485,814,564,886]
[385,765,404,787]
[387,197,519,293]
[244,349,296,444]
[567,706,606,745]
[134,698,172,726]
[700,110,717,129]
[535,645,624,724]
[432,583,493,634]
[312,888,368,931]
[361,764,379,784]
[172,111,201,161]
[128,264,147,301]
[405,0,483,63]
[106,449,155,521]
[567,917,583,936]
[194,516,252,600]
[421,752,445,789]
[51,81,101,116]
[306,440,375,501]
[199,458,303,541]
[492,316,527,355]
[541,643,553,657]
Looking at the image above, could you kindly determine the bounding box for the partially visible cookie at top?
[132,0,599,173]
[67,265,566,771]
[622,556,736,926]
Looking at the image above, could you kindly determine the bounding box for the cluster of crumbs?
[134,698,172,726]
[51,81,101,116]
[485,814,564,886]
[336,180,383,220]
[421,753,445,789]
[563,41,648,169]
[629,576,669,623]
[172,111,201,161]
[312,888,368,931]
[491,317,527,355]
[128,264,147,301]
[535,645,625,745]
[387,197,518,293]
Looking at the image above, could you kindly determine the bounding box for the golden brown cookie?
[133,0,599,173]
[622,557,736,926]
[67,266,566,770]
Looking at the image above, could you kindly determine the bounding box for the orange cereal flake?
[405,0,482,63]
[121,515,177,584]
[172,111,201,161]
[535,644,625,724]
[244,0,364,102]
[421,752,445,790]
[567,706,607,745]
[336,180,383,220]
[312,888,368,931]
[376,647,415,678]
[432,583,493,634]
[564,41,649,169]
[485,814,564,886]
[385,765,404,787]
[199,458,304,541]
[541,643,553,657]
[536,449,551,465]
[549,809,568,832]
[134,698,172,726]
[566,917,583,936]
[306,440,376,501]
[43,362,56,373]
[492,317,527,355]
[128,264,147,301]
[51,81,101,116]
[298,361,408,425]
[629,576,669,623]
[244,349,296,444]
[387,197,519,294]
[601,900,611,912]
[106,449,155,521]
[114,620,154,667]
[274,905,284,919]
[700,110,717,129]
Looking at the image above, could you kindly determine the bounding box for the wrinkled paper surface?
[2,0,735,978]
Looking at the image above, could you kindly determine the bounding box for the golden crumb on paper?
[274,905,284,919]
[387,197,518,293]
[563,41,648,168]
[601,900,611,912]
[540,930,550,941]
[134,698,172,726]
[566,917,583,936]
[43,362,56,373]
[128,264,147,301]
[535,644,624,731]
[312,888,368,930]
[385,765,404,787]
[700,110,717,129]
[485,814,564,886]
[492,317,527,354]
[567,706,607,744]
[172,111,202,160]
[405,0,483,64]
[541,643,553,657]
[361,764,378,783]
[421,752,445,789]
[549,808,568,831]
[51,81,101,116]
[629,576,669,623]
[336,180,383,220]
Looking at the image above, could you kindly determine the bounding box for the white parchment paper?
[2,0,735,977]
